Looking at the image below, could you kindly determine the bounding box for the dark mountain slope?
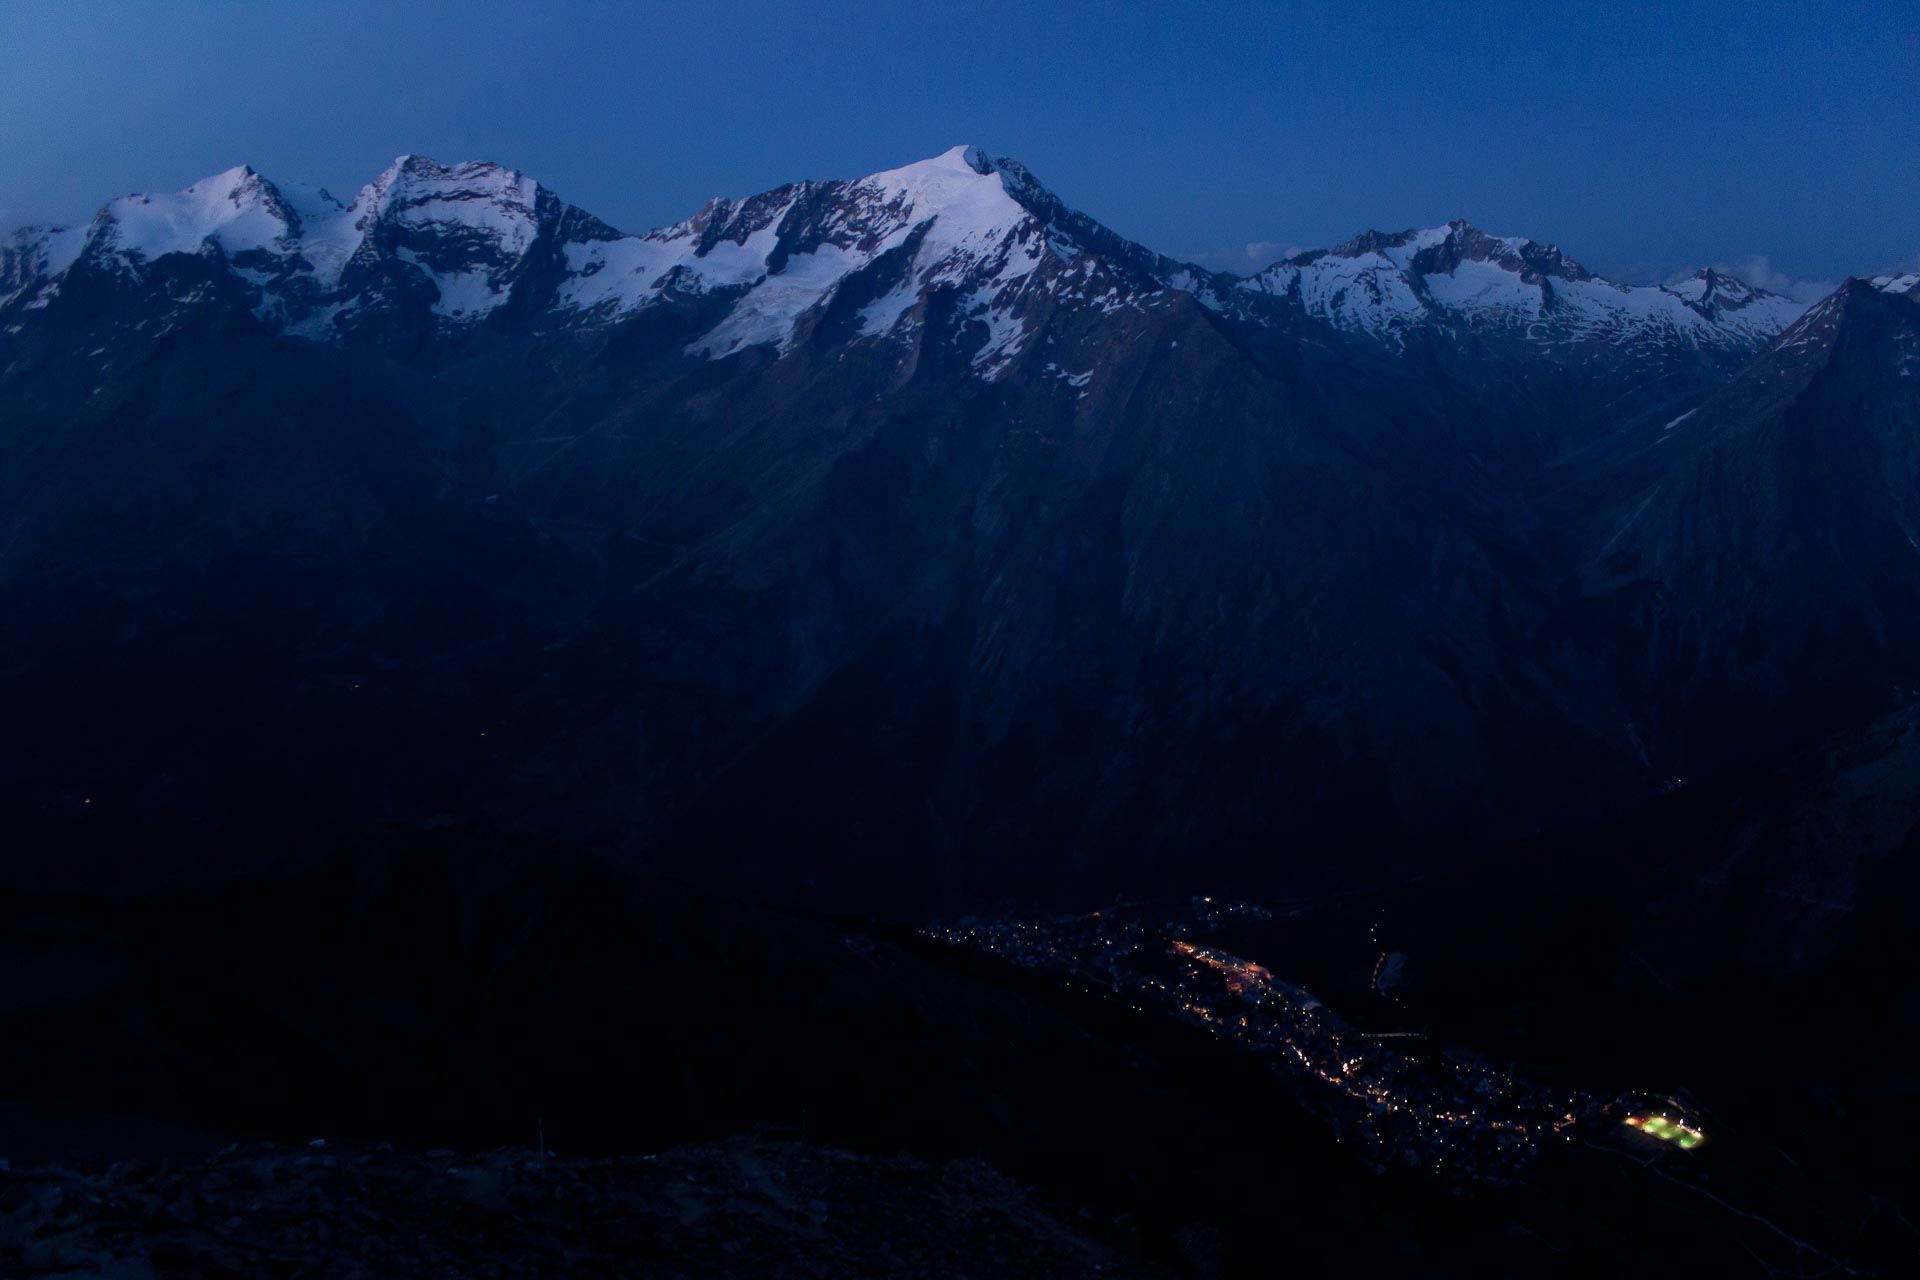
[1589,277,1920,775]
[0,147,1876,911]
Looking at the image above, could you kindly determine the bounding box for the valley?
[3,136,1917,1275]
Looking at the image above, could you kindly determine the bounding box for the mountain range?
[4,145,1918,932]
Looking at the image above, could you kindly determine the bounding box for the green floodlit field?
[1627,1114,1705,1149]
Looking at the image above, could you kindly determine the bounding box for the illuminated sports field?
[1625,1114,1705,1149]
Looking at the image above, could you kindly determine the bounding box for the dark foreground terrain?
[0,1138,1168,1279]
[3,828,1914,1276]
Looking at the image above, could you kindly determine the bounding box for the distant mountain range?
[4,146,1918,933]
[2,145,1825,354]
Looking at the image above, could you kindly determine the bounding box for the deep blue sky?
[3,0,1914,291]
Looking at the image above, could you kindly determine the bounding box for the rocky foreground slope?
[0,1138,1169,1279]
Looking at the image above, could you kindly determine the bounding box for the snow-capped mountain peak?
[1240,218,1805,352]
[1301,219,1591,284]
[1,155,582,330]
[86,164,300,267]
[0,223,89,309]
[321,156,552,319]
[0,150,1818,371]
[849,144,1026,237]
[558,145,1168,371]
[350,156,540,244]
[890,142,994,177]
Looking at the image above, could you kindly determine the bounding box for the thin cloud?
[0,208,63,239]
[1242,240,1306,269]
[1721,255,1839,304]
[1180,240,1309,275]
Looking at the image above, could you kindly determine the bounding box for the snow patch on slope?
[689,243,868,358]
[559,193,799,313]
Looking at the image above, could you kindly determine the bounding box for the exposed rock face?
[1239,218,1804,353]
[1590,277,1920,773]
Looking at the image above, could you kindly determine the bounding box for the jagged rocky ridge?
[3,146,1805,363]
[1240,219,1805,351]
